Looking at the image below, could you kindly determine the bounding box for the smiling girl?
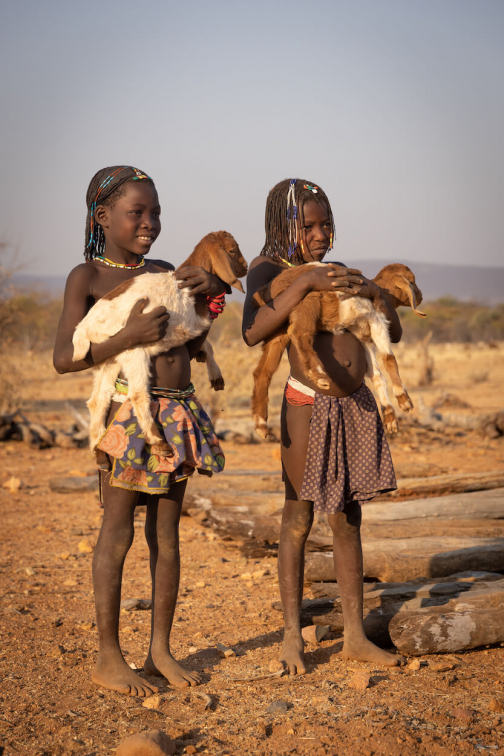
[54,166,227,697]
[243,178,402,675]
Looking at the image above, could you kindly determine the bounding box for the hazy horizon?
[1,1,503,279]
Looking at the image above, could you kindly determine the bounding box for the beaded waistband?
[114,378,195,400]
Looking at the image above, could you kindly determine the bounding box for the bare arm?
[53,266,170,374]
[242,258,365,347]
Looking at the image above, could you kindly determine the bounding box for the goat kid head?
[373,263,426,317]
[190,231,248,293]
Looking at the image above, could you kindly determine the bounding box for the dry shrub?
[469,370,489,384]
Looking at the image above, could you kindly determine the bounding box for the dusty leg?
[279,400,314,674]
[92,473,158,697]
[143,480,201,687]
[327,502,402,667]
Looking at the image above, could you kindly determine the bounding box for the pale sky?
[1,0,503,277]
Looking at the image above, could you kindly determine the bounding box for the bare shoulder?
[246,256,284,294]
[147,259,175,272]
[64,263,95,297]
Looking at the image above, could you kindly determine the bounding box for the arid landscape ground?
[1,339,504,756]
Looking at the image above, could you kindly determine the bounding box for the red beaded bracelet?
[206,291,226,320]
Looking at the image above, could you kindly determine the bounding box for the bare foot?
[342,637,404,667]
[92,654,158,697]
[280,632,307,675]
[144,650,201,688]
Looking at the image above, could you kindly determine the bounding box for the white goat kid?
[72,231,247,456]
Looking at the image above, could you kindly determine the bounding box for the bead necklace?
[95,255,145,270]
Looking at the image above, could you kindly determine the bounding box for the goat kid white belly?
[73,272,210,359]
[72,272,212,452]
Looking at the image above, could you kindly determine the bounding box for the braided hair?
[260,178,335,266]
[84,165,154,261]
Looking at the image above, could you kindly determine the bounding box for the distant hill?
[345,261,504,306]
[10,261,504,304]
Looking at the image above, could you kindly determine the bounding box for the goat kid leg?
[252,332,289,440]
[288,296,331,390]
[362,342,398,434]
[368,319,414,413]
[197,340,225,391]
[87,361,122,451]
[121,352,173,458]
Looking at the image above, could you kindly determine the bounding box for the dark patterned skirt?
[296,383,397,514]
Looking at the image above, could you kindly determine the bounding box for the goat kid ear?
[212,246,244,292]
[399,275,427,317]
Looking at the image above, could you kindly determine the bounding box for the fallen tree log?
[378,470,504,501]
[275,579,504,651]
[310,570,504,599]
[364,487,504,521]
[0,410,87,448]
[305,536,504,583]
[389,606,504,655]
[49,476,98,494]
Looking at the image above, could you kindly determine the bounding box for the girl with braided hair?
[54,166,228,697]
[243,179,402,675]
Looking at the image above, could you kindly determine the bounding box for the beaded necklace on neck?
[279,257,296,268]
[95,255,145,270]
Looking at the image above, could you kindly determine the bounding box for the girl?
[242,179,402,675]
[54,166,227,697]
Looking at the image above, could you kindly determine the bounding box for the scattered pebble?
[430,661,455,672]
[188,646,198,653]
[408,658,421,671]
[266,700,289,715]
[489,698,504,712]
[451,707,473,719]
[269,659,285,673]
[116,729,176,755]
[195,581,206,588]
[142,695,162,710]
[301,624,330,645]
[348,671,371,690]
[24,566,36,576]
[185,745,197,754]
[78,539,95,554]
[217,643,236,658]
[121,598,152,612]
[3,476,24,493]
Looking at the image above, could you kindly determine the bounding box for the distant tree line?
[1,289,504,351]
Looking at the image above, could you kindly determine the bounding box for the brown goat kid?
[251,263,426,439]
[72,231,248,455]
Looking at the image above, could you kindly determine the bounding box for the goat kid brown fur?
[251,263,426,440]
[72,231,247,456]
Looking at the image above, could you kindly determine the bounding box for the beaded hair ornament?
[85,166,151,261]
[286,180,328,258]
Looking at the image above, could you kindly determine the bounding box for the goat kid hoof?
[397,393,414,412]
[211,377,225,391]
[151,441,174,457]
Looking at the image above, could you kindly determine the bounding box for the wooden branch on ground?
[0,410,88,449]
[305,535,504,583]
[273,577,504,653]
[389,606,504,655]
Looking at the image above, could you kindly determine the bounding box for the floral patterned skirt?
[96,387,225,497]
